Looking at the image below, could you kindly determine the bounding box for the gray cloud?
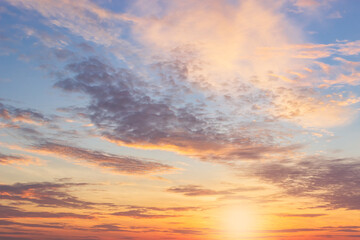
[0,219,65,229]
[54,57,300,162]
[248,157,360,210]
[169,228,204,235]
[33,141,174,174]
[92,224,127,232]
[0,204,93,219]
[0,181,98,209]
[0,102,48,125]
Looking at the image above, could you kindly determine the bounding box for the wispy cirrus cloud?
[4,0,136,52]
[0,204,93,219]
[33,141,174,175]
[0,152,40,165]
[111,205,202,219]
[167,184,264,197]
[112,209,177,219]
[274,213,327,217]
[0,219,66,229]
[0,181,97,209]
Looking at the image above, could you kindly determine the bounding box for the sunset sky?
[0,0,360,239]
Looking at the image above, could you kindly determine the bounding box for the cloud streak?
[0,204,93,219]
[0,152,39,165]
[167,184,264,197]
[0,181,97,209]
[33,141,174,174]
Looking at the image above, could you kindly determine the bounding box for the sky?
[0,0,360,239]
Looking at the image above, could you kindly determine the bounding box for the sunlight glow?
[220,205,259,238]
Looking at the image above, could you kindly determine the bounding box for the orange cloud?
[0,152,41,166]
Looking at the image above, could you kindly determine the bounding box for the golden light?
[218,204,259,239]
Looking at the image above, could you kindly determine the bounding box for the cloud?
[275,213,327,217]
[256,225,360,238]
[0,235,34,240]
[0,204,93,219]
[111,205,201,219]
[0,152,39,165]
[247,157,360,210]
[77,42,95,53]
[5,0,360,170]
[53,48,75,60]
[54,57,302,162]
[0,1,359,239]
[5,0,359,167]
[32,141,174,175]
[92,224,126,232]
[0,219,65,229]
[112,209,177,219]
[129,0,359,129]
[0,181,101,209]
[21,26,69,48]
[169,228,205,235]
[294,0,321,8]
[0,102,48,125]
[132,0,302,72]
[4,0,136,53]
[10,0,358,130]
[167,185,229,196]
[291,0,336,12]
[259,228,320,233]
[337,41,360,55]
[166,184,264,197]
